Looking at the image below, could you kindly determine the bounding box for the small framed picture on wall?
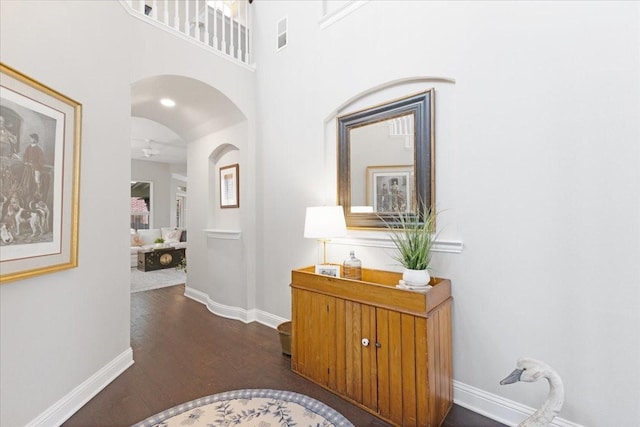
[219,163,239,208]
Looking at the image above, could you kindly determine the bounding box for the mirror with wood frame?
[337,90,435,229]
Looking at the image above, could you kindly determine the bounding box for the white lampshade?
[304,206,347,239]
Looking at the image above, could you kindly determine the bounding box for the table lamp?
[304,206,347,264]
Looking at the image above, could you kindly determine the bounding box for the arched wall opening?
[130,74,250,318]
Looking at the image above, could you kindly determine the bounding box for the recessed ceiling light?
[160,98,176,107]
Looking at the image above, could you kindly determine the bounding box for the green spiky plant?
[382,204,437,271]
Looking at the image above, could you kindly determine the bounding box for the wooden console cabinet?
[290,266,452,427]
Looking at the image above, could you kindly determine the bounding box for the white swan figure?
[500,357,564,427]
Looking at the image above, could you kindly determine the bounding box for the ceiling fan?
[132,138,167,158]
[141,146,160,158]
[131,137,186,161]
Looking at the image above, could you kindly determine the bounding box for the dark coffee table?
[137,246,186,272]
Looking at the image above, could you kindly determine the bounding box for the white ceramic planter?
[402,269,431,287]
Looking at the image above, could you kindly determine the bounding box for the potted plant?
[382,205,437,287]
[175,257,187,273]
[154,237,165,249]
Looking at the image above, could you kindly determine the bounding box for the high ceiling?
[130,117,185,165]
[130,75,245,169]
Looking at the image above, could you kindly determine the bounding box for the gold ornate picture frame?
[0,63,82,283]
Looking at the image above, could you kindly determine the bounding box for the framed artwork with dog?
[0,63,82,283]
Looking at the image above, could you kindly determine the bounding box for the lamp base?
[321,239,328,264]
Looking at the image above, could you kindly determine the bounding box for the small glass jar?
[343,250,362,281]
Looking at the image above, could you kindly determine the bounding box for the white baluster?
[163,0,169,25]
[212,1,219,50]
[230,15,235,59]
[138,0,145,14]
[184,0,190,36]
[246,0,251,63]
[235,2,240,59]
[203,0,210,47]
[221,1,226,54]
[194,0,200,41]
[240,0,249,62]
[174,0,179,30]
[151,0,158,19]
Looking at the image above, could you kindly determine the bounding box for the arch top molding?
[210,143,240,164]
[325,76,456,123]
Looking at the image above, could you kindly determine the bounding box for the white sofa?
[131,227,187,268]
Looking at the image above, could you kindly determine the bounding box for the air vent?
[277,17,288,51]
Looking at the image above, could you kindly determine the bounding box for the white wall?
[131,159,172,228]
[188,123,251,311]
[0,2,133,426]
[1,1,637,426]
[0,2,256,426]
[252,1,639,426]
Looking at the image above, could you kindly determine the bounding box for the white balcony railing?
[122,0,252,67]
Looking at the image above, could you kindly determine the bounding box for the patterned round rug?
[132,389,354,427]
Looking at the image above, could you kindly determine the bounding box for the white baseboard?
[184,285,208,305]
[184,286,583,427]
[454,380,583,427]
[26,348,134,427]
[184,286,288,329]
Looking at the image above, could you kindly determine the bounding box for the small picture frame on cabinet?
[315,264,340,278]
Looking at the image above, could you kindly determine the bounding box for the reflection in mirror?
[337,90,434,229]
[131,181,152,230]
[350,114,414,212]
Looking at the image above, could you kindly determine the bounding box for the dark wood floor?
[63,285,505,427]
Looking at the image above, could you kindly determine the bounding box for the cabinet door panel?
[441,302,453,414]
[376,308,390,419]
[386,310,404,424]
[323,294,338,387]
[401,313,418,427]
[309,292,325,383]
[361,304,377,410]
[292,290,336,386]
[428,301,453,424]
[333,298,347,393]
[291,288,310,375]
[345,301,363,402]
[377,309,419,426]
[343,301,377,410]
[415,316,429,427]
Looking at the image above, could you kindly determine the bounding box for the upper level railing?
[122,0,253,68]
